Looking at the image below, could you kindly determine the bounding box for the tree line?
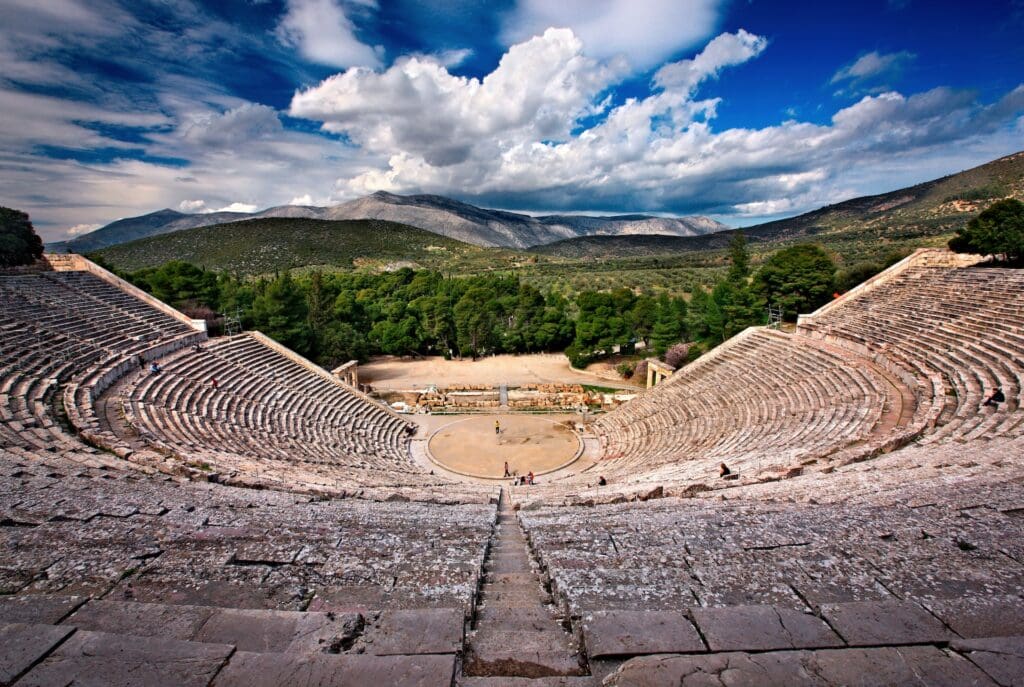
[106,233,848,371]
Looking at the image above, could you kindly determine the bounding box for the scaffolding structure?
[223,307,244,337]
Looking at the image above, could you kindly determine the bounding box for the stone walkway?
[462,489,588,681]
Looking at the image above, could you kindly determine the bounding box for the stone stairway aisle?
[461,489,590,684]
[499,383,509,408]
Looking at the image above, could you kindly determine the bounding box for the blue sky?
[1,0,1022,241]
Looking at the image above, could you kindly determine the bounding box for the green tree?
[251,272,311,353]
[0,207,44,267]
[726,231,750,283]
[320,321,369,365]
[713,279,764,341]
[650,294,686,355]
[754,244,837,320]
[133,261,219,310]
[949,198,1024,263]
[628,295,658,347]
[573,291,632,360]
[454,287,499,358]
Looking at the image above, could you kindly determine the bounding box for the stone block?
[691,605,844,652]
[811,645,996,687]
[0,595,85,625]
[604,646,996,687]
[951,636,1024,687]
[212,651,456,687]
[924,595,1024,639]
[362,608,463,655]
[583,610,705,658]
[819,600,952,646]
[0,622,74,686]
[17,630,232,687]
[66,600,214,640]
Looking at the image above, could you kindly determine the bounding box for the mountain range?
[50,191,728,252]
[534,150,1024,260]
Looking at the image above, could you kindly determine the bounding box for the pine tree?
[0,207,44,268]
[727,231,750,283]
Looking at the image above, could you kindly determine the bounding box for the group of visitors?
[503,460,535,486]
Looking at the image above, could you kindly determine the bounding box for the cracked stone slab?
[196,608,364,654]
[604,646,997,686]
[0,595,85,625]
[212,650,456,687]
[362,608,463,655]
[690,605,844,652]
[16,629,233,687]
[951,636,1024,687]
[923,595,1024,639]
[0,622,74,686]
[819,600,953,646]
[810,645,998,687]
[582,610,705,658]
[66,600,215,641]
[602,650,826,686]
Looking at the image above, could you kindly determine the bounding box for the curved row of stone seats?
[0,445,494,685]
[117,333,470,493]
[518,434,1024,679]
[582,328,904,490]
[0,271,204,462]
[799,251,1024,444]
[696,429,1024,510]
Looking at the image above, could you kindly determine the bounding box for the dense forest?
[100,234,863,372]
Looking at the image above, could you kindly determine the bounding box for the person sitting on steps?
[719,462,731,477]
[983,388,1005,408]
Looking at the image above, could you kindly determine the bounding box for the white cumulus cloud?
[288,28,1024,220]
[654,29,768,91]
[501,0,723,70]
[276,0,381,68]
[178,199,206,212]
[209,202,260,214]
[290,28,627,167]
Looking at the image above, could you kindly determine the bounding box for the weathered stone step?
[488,545,528,557]
[63,599,364,654]
[16,629,232,687]
[479,589,552,607]
[475,605,568,631]
[488,558,532,574]
[485,572,536,586]
[458,675,599,686]
[479,580,539,595]
[464,647,586,679]
[0,622,75,686]
[470,629,577,655]
[215,650,456,687]
[464,488,587,680]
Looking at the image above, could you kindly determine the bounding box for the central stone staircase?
[461,489,589,683]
